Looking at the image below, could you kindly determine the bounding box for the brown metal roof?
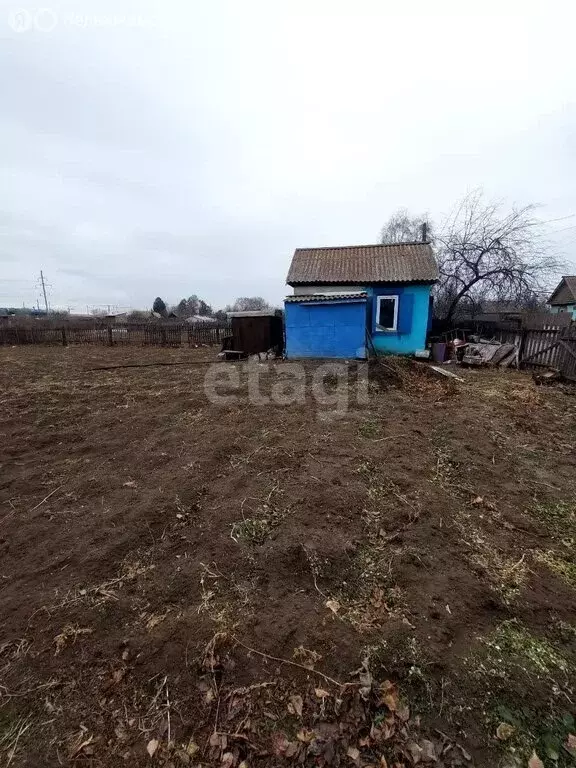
[548,276,576,305]
[286,242,438,285]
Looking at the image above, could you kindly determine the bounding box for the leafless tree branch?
[432,190,566,321]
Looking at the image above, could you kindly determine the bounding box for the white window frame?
[376,295,399,331]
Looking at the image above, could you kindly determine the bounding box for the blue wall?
[550,304,576,319]
[367,284,432,355]
[284,284,433,358]
[285,299,367,358]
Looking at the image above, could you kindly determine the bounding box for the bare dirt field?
[1,346,575,768]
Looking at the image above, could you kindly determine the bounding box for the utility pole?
[40,270,49,313]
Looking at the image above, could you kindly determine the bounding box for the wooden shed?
[226,311,283,357]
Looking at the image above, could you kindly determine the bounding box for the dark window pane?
[378,297,396,329]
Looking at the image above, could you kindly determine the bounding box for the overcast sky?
[1,0,575,312]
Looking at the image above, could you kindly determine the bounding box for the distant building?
[455,300,525,324]
[0,307,47,318]
[105,312,129,323]
[184,315,217,325]
[548,276,576,319]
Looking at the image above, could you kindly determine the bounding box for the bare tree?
[380,208,432,244]
[434,190,565,322]
[126,310,150,322]
[231,297,272,312]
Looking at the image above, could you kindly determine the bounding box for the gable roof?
[548,276,576,306]
[286,242,438,285]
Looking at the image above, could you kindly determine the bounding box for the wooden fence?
[0,322,232,348]
[490,323,576,381]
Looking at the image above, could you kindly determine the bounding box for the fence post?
[517,329,527,368]
[108,327,113,346]
[61,328,67,346]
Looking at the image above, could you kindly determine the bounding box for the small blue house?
[284,241,438,359]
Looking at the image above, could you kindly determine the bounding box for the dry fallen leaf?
[471,496,483,506]
[221,752,235,768]
[146,612,168,631]
[420,739,436,761]
[112,669,125,684]
[285,742,299,758]
[565,733,576,753]
[271,732,290,756]
[396,703,410,722]
[528,752,544,768]
[382,692,398,712]
[146,738,159,757]
[296,728,315,743]
[371,587,384,608]
[315,688,330,698]
[209,732,222,748]
[292,646,322,669]
[325,599,340,614]
[186,741,199,756]
[496,722,515,741]
[379,758,388,768]
[347,746,360,760]
[288,694,303,718]
[406,741,422,763]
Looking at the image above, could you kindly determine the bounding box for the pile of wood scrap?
[532,368,562,385]
[462,341,518,368]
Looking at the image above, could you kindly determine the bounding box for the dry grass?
[50,560,155,611]
[0,713,33,766]
[53,625,93,655]
[534,550,576,588]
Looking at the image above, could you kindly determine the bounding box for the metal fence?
[0,322,232,348]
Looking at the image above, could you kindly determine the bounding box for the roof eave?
[287,278,438,286]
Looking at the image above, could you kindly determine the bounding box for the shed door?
[285,300,367,359]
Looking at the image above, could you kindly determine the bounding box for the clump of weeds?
[466,620,575,767]
[231,484,288,545]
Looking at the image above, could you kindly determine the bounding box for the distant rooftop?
[548,276,576,306]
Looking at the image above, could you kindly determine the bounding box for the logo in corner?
[34,7,58,32]
[8,8,33,32]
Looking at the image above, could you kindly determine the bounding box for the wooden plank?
[559,339,576,362]
[522,338,561,363]
[429,365,465,381]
